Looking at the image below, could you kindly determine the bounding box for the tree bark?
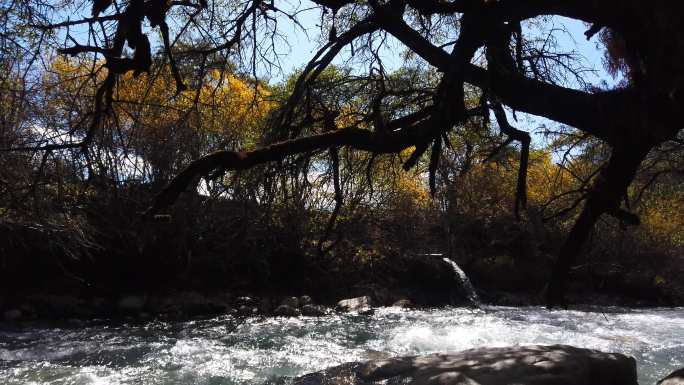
[546,144,651,307]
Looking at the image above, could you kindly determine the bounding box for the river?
[1,306,682,385]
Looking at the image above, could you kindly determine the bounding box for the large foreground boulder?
[659,368,684,385]
[284,345,637,385]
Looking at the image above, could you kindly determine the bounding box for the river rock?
[659,368,684,385]
[301,304,326,317]
[285,345,637,385]
[150,291,228,317]
[259,298,272,315]
[350,284,391,306]
[27,294,88,318]
[19,304,38,319]
[274,304,301,317]
[238,305,258,317]
[236,296,257,307]
[3,308,23,322]
[392,299,413,308]
[336,296,372,313]
[280,297,300,309]
[118,296,146,312]
[299,295,313,306]
[89,297,108,313]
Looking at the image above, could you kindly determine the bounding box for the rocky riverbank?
[1,252,679,323]
[1,290,421,323]
[0,254,476,323]
[1,289,674,325]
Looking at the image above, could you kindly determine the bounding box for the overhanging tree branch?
[377,8,627,144]
[491,103,531,220]
[145,119,428,215]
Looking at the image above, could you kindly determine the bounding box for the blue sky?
[267,3,615,148]
[269,3,613,84]
[52,0,615,91]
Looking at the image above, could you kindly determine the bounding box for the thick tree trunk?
[546,144,651,308]
[546,196,603,308]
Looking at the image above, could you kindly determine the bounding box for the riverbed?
[1,306,682,385]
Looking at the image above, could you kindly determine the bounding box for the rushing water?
[1,306,682,385]
[441,257,481,305]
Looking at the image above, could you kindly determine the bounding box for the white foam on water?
[441,257,481,304]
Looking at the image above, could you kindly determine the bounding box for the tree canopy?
[1,0,682,306]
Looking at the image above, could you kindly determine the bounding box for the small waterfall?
[441,257,480,306]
